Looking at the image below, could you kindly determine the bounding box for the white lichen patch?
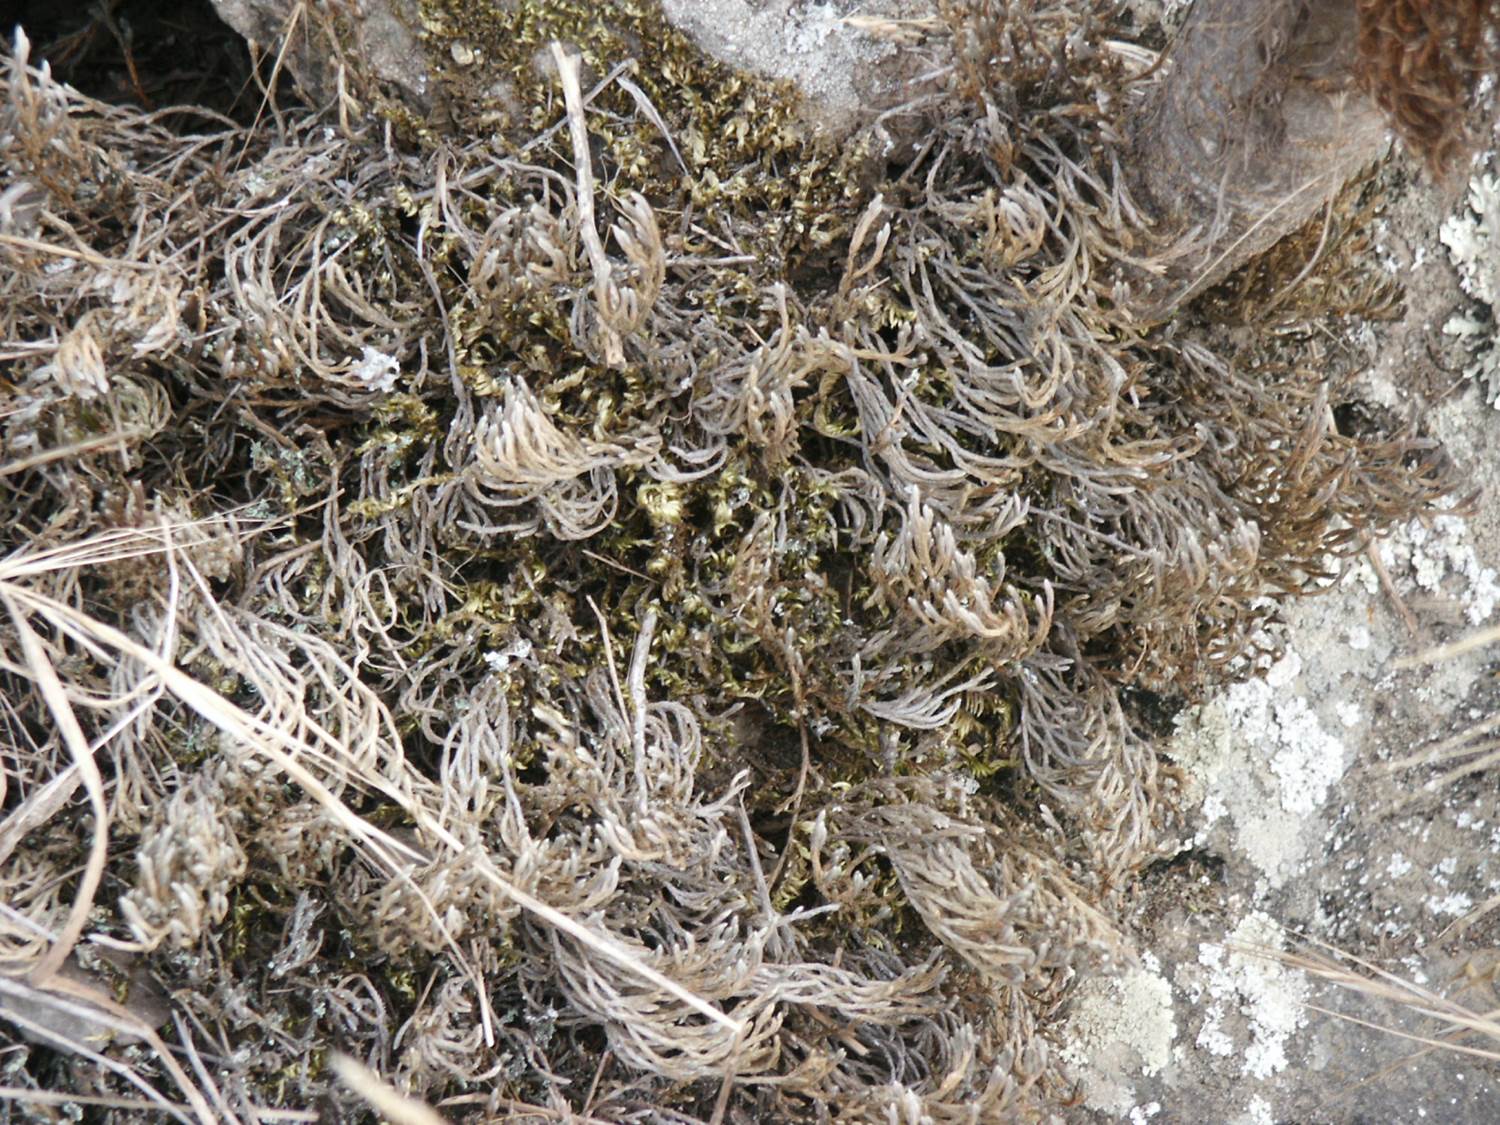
[1441,164,1499,307]
[1170,647,1347,886]
[1439,157,1500,406]
[1181,912,1308,1082]
[1426,890,1474,918]
[1353,512,1500,627]
[1061,956,1177,1116]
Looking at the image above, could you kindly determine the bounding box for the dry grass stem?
[331,1054,450,1125]
[1253,937,1500,1071]
[1395,620,1500,667]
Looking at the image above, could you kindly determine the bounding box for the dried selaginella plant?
[0,0,1488,1119]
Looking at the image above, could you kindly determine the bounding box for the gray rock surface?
[211,0,429,108]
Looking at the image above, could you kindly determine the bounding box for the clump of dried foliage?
[1356,0,1500,175]
[0,0,1470,1119]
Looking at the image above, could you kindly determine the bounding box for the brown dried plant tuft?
[1356,0,1500,175]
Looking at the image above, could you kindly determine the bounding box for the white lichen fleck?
[1196,913,1308,1080]
[349,346,401,393]
[1426,891,1473,917]
[1439,159,1500,406]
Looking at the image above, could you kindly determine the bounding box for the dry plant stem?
[1300,1001,1500,1062]
[0,232,154,269]
[708,1024,747,1125]
[1253,936,1500,1065]
[1395,619,1500,667]
[0,997,193,1125]
[1381,710,1500,815]
[767,719,812,895]
[1438,888,1500,940]
[1381,713,1500,772]
[0,522,208,870]
[1366,541,1421,638]
[616,70,686,175]
[1155,171,1336,317]
[552,42,624,368]
[172,1011,243,1125]
[840,14,943,44]
[1383,736,1500,773]
[3,596,109,988]
[91,1,151,107]
[0,427,156,478]
[240,0,303,141]
[1419,742,1500,791]
[1258,196,1336,319]
[0,764,85,868]
[330,1054,449,1125]
[580,1047,612,1118]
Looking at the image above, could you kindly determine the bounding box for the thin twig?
[1366,542,1420,639]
